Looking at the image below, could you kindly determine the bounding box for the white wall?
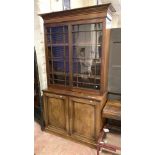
[50,0,63,12]
[34,0,50,93]
[71,0,96,8]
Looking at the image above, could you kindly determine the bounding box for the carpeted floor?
[34,121,120,155]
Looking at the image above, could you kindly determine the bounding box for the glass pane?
[49,78,53,84]
[52,46,64,58]
[96,46,102,59]
[46,25,69,86]
[53,61,64,72]
[48,74,53,84]
[52,33,64,44]
[47,27,51,33]
[54,74,65,80]
[66,75,69,85]
[78,83,98,89]
[73,82,100,90]
[47,34,51,42]
[52,46,69,58]
[96,79,100,85]
[78,77,94,83]
[97,31,102,44]
[48,46,52,57]
[72,23,102,90]
[54,80,65,85]
[65,33,68,43]
[46,26,68,44]
[65,46,69,58]
[96,63,101,75]
[73,46,96,59]
[48,61,52,72]
[64,26,68,33]
[73,32,97,45]
[73,61,80,73]
[96,23,102,30]
[73,24,95,31]
[51,26,64,33]
[51,33,68,44]
[66,61,69,73]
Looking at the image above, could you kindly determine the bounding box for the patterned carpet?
[34,121,120,155]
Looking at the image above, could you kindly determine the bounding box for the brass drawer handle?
[60,96,62,98]
[90,100,93,103]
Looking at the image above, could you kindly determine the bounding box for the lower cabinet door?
[69,97,99,143]
[43,93,69,135]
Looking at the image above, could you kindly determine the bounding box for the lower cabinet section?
[43,91,106,147]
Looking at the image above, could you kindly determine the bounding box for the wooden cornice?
[39,3,115,21]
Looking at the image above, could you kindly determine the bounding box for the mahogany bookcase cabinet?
[39,3,115,148]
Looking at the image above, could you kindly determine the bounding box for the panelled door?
[69,97,99,143]
[43,93,69,135]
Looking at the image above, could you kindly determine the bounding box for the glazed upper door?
[46,25,69,86]
[45,22,103,91]
[72,23,103,90]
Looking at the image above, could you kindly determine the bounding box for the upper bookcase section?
[39,3,115,24]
